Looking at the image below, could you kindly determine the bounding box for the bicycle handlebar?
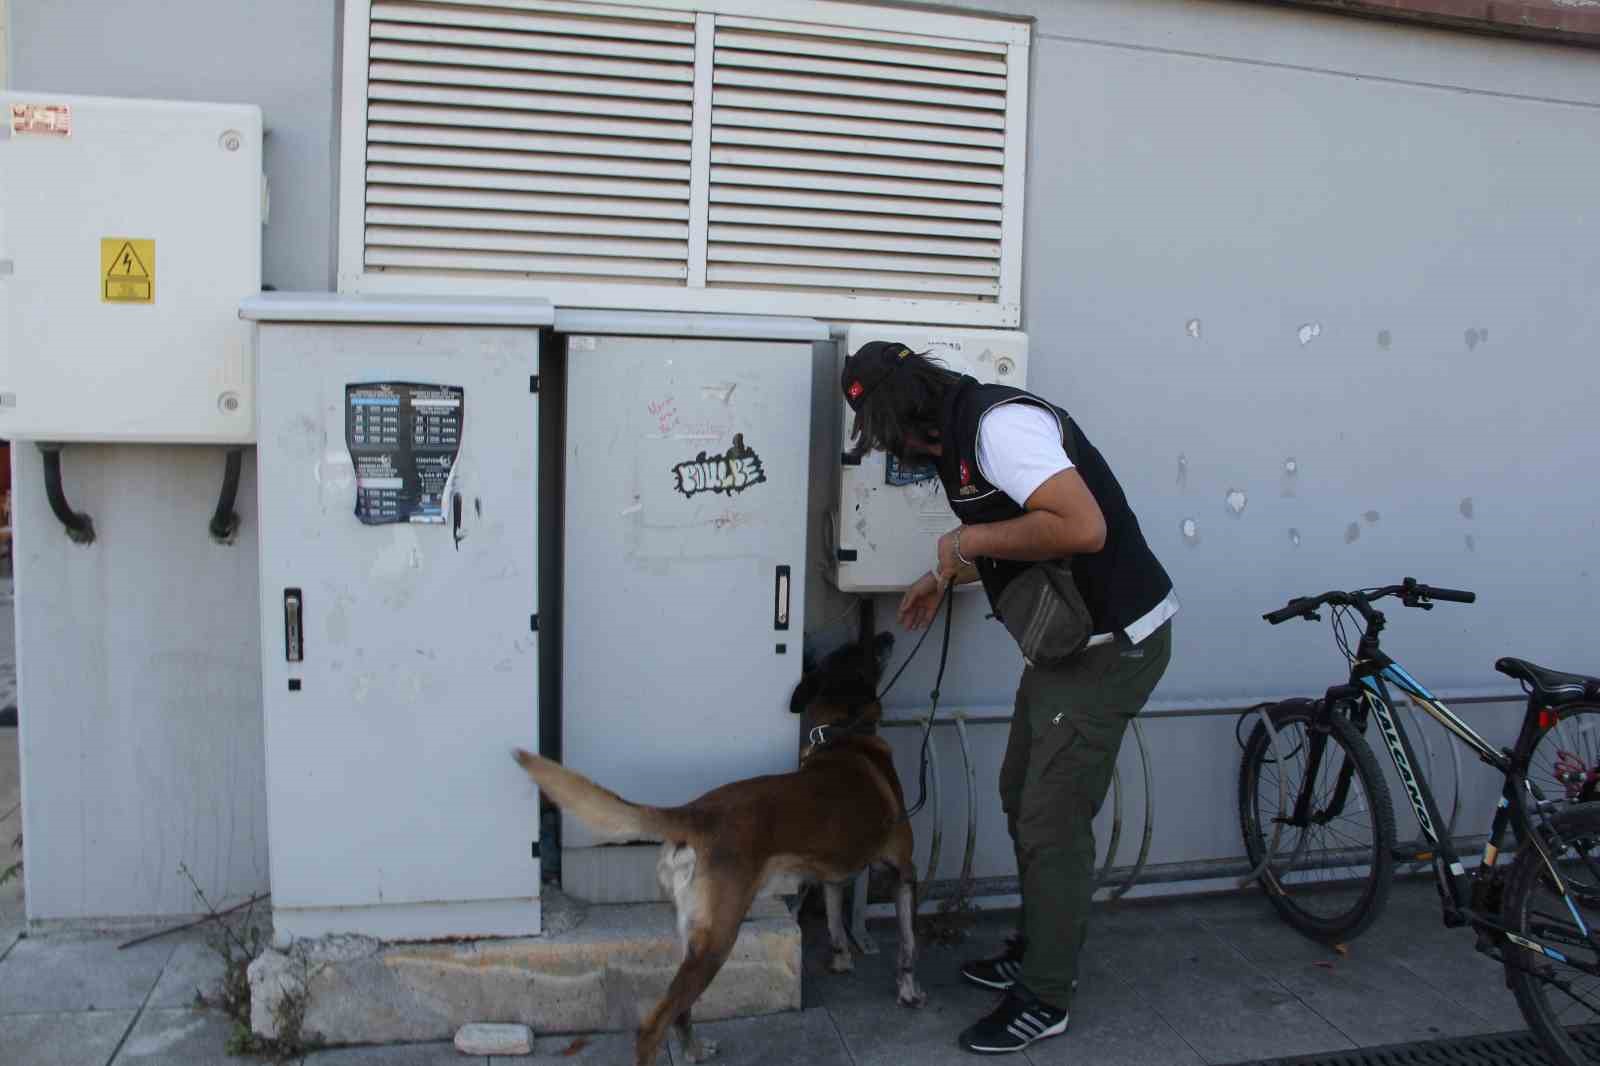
[1263,599,1317,625]
[1262,577,1475,625]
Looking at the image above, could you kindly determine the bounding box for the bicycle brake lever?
[1303,611,1322,622]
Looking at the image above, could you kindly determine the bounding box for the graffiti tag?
[672,434,767,499]
[648,396,677,433]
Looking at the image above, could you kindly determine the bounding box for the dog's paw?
[683,1038,720,1063]
[828,950,854,974]
[896,974,928,1008]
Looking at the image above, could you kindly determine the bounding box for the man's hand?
[897,571,943,630]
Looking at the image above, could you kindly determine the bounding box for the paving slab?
[0,1009,136,1066]
[1101,921,1355,1063]
[828,985,992,1066]
[800,911,987,1012]
[147,941,228,1009]
[667,1006,849,1066]
[304,1039,479,1065]
[1262,954,1490,1046]
[109,1007,240,1065]
[0,935,175,1014]
[1019,956,1203,1066]
[535,1029,671,1064]
[1387,935,1528,1033]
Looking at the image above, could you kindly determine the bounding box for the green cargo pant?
[998,620,1173,1009]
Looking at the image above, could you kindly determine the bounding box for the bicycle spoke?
[1249,716,1384,921]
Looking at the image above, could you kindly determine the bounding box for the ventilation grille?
[363,0,697,284]
[705,16,1010,303]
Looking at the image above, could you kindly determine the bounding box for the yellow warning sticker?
[101,238,155,304]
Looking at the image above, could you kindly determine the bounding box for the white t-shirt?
[974,403,1072,507]
[972,402,1180,646]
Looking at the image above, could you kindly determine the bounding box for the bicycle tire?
[1238,703,1397,943]
[1515,702,1600,847]
[1504,801,1600,1066]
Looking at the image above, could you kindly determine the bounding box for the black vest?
[936,378,1173,636]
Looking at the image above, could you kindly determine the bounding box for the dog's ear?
[789,670,822,715]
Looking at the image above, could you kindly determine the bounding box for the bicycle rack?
[871,692,1520,914]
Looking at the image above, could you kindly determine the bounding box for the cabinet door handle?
[774,565,790,631]
[284,588,303,663]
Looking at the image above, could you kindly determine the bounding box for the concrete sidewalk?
[0,869,1532,1066]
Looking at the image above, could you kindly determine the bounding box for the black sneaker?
[957,986,1069,1055]
[960,935,1026,990]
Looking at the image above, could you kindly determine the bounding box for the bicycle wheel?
[1504,801,1600,1066]
[1529,703,1600,805]
[1239,703,1397,942]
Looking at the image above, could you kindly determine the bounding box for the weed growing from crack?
[178,863,319,1061]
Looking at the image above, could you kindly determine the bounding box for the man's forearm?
[961,511,1100,562]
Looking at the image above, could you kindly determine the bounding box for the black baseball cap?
[841,341,916,412]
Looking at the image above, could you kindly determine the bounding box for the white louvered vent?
[342,0,1030,325]
[363,0,697,285]
[706,17,1009,305]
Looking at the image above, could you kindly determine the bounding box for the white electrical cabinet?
[245,294,550,942]
[0,93,263,442]
[558,311,823,902]
[831,325,1029,593]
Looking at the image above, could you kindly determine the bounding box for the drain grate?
[1231,1027,1600,1066]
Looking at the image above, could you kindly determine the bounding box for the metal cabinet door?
[562,336,810,854]
[256,323,539,941]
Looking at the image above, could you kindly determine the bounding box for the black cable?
[875,582,953,702]
[39,446,94,544]
[208,447,244,542]
[897,584,955,823]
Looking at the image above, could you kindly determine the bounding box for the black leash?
[891,582,955,823]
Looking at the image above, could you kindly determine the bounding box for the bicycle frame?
[1294,649,1600,971]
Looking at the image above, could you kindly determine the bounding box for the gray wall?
[807,0,1600,889]
[11,0,338,920]
[12,0,1600,916]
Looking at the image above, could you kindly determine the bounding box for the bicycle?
[1237,577,1600,1066]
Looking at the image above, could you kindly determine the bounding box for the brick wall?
[1264,0,1600,46]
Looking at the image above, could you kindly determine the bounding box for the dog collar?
[806,712,878,752]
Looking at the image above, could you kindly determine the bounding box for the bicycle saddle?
[1495,657,1600,705]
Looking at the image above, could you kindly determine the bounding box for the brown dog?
[512,634,924,1066]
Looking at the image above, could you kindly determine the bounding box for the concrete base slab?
[250,896,800,1048]
[0,1009,136,1066]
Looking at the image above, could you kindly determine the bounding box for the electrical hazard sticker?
[100,238,155,304]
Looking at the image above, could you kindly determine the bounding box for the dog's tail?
[511,748,692,843]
